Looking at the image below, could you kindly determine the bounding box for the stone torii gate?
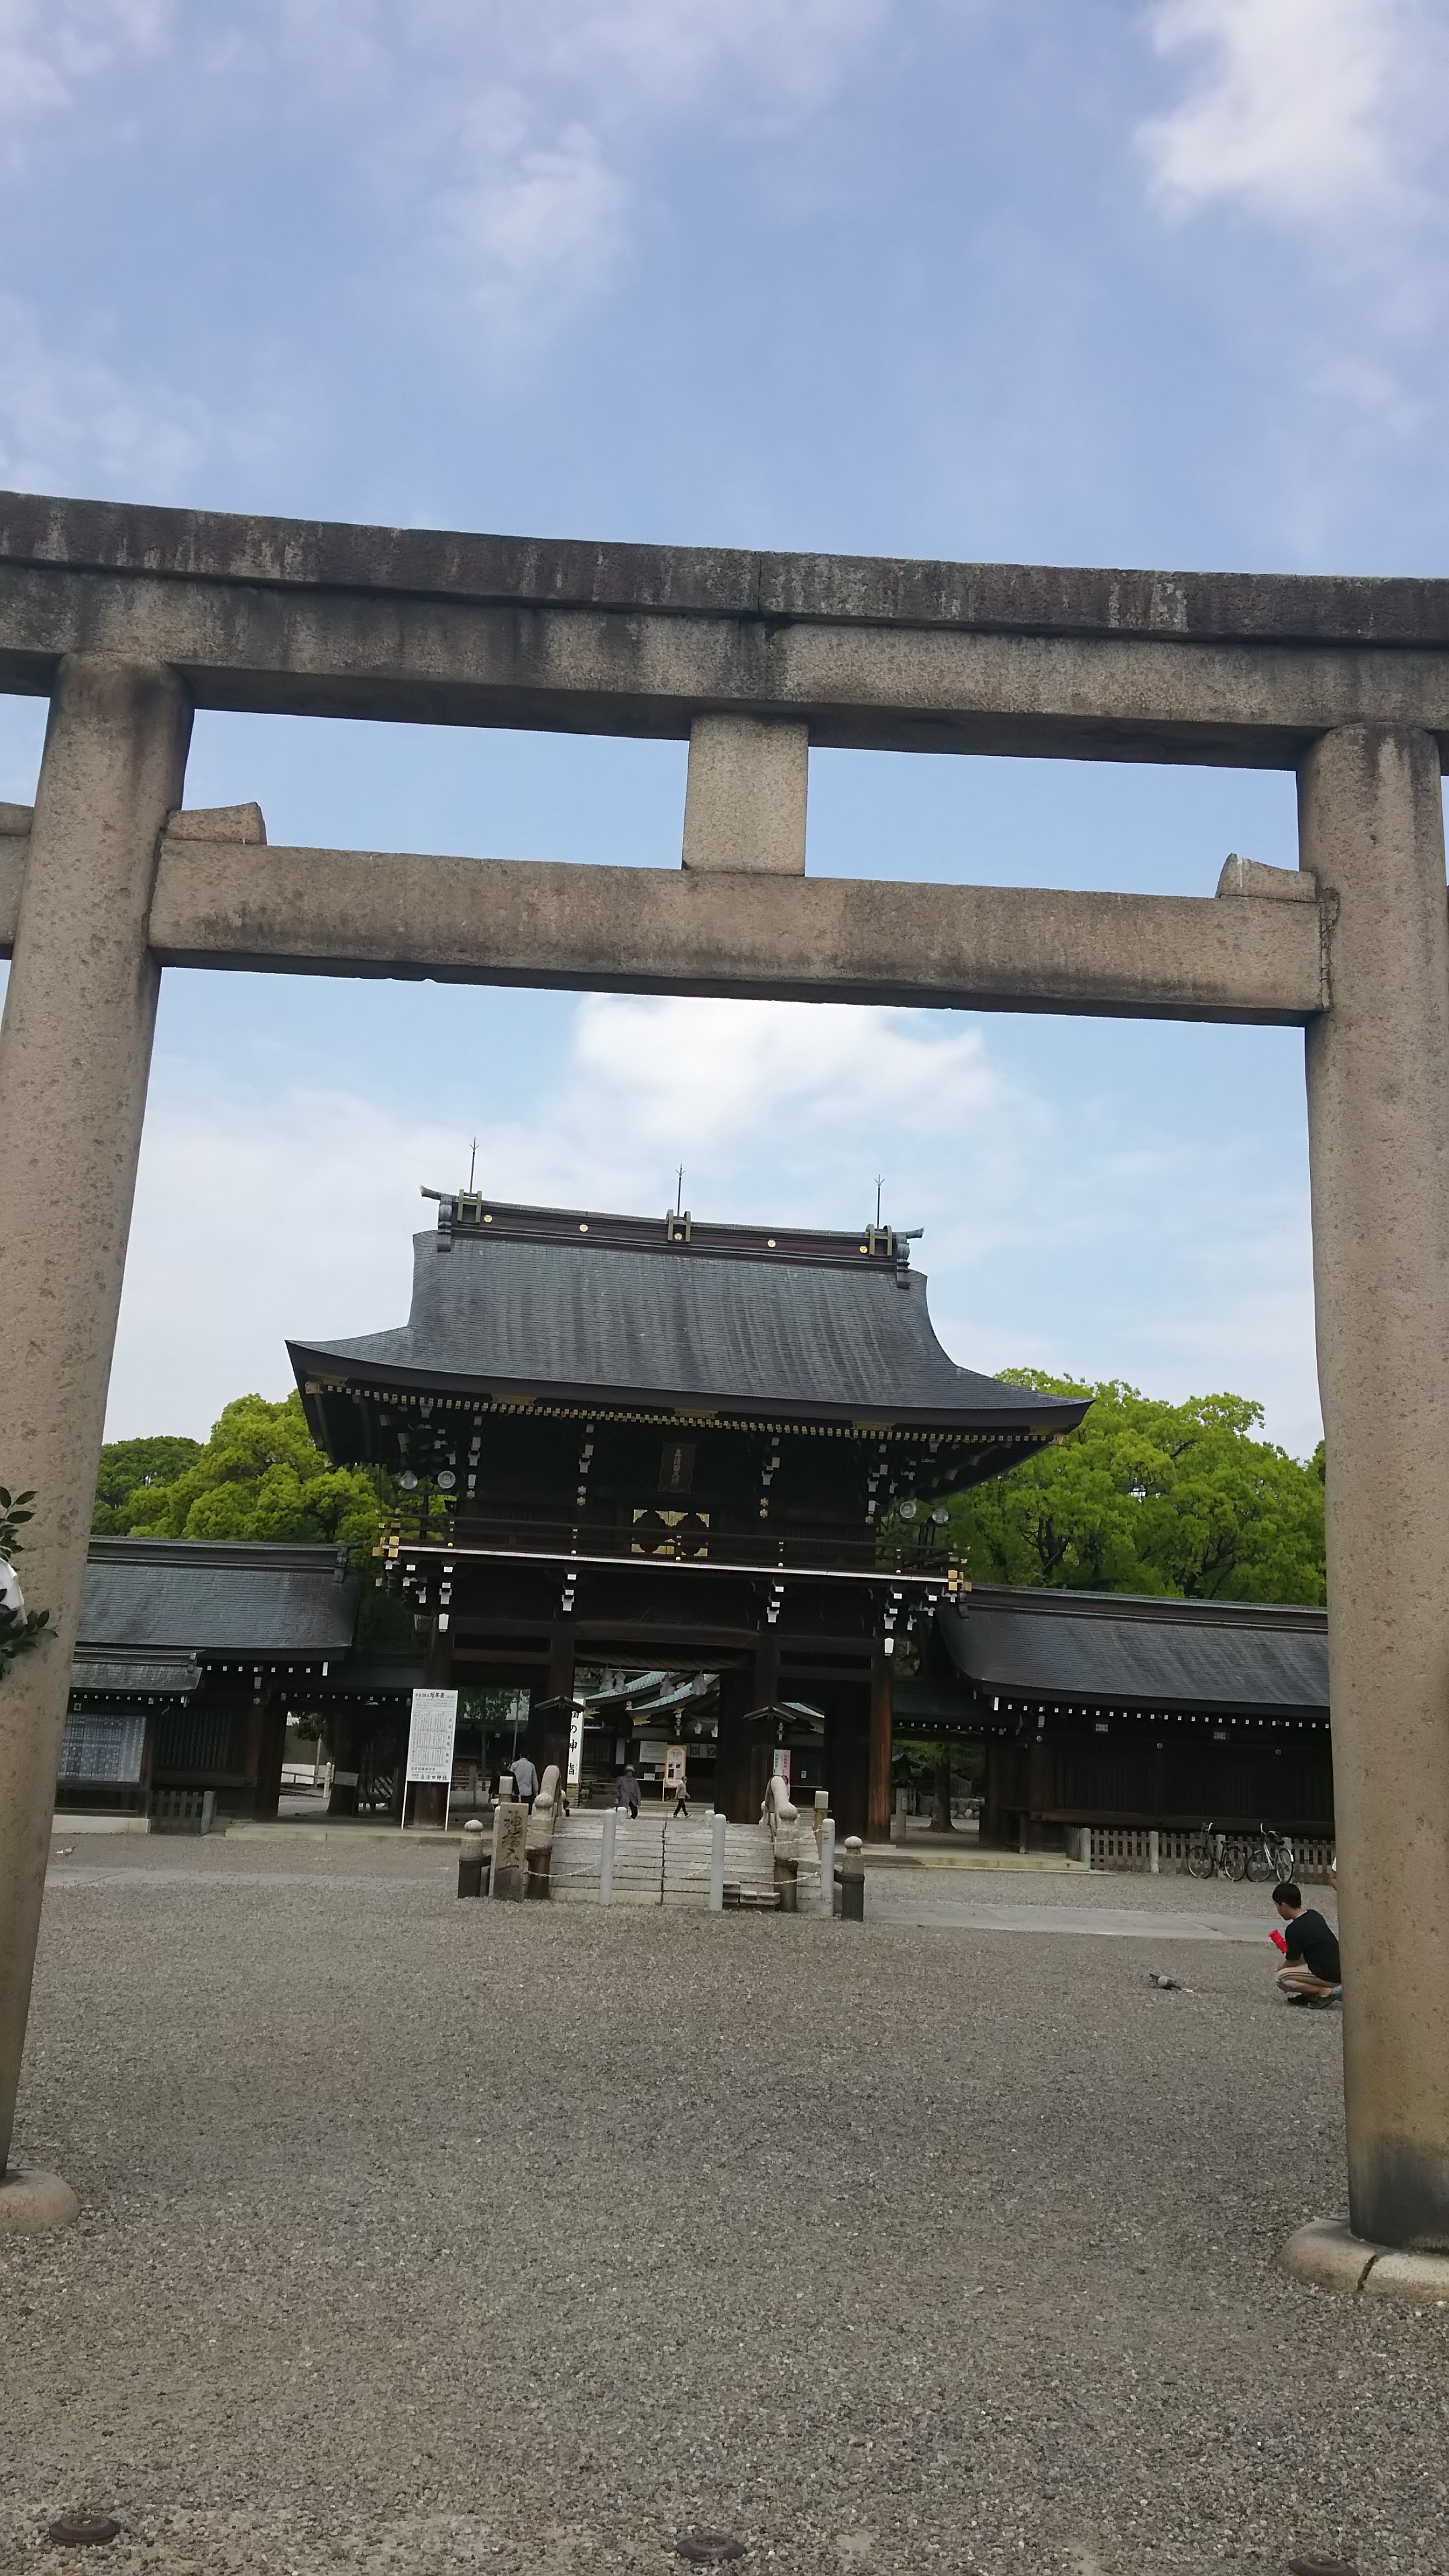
[1,493,1447,2282]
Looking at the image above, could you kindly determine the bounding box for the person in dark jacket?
[1273,1881,1342,2003]
[615,1765,641,1818]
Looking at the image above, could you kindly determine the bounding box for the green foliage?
[118,1392,383,1553]
[93,1434,202,1534]
[0,1486,50,1678]
[944,1373,1326,1605]
[356,1581,418,1651]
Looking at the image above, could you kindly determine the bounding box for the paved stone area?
[2,1840,1444,2576]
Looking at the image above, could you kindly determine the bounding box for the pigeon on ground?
[1148,1972,1183,1990]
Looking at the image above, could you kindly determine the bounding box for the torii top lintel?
[1,488,1447,765]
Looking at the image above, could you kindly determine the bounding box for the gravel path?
[2,1846,1442,2576]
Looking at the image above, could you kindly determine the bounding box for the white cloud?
[1139,0,1424,219]
[274,0,885,358]
[0,0,168,125]
[0,296,208,495]
[436,95,629,339]
[533,0,885,123]
[107,995,1320,1458]
[0,294,305,504]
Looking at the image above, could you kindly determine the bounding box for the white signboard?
[566,1705,585,1796]
[58,1711,146,1785]
[405,1688,459,1786]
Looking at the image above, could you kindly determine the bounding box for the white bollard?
[708,1807,727,1913]
[818,1817,836,1917]
[1148,1829,1161,1876]
[600,1805,617,1906]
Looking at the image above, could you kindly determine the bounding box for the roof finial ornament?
[468,1137,478,1192]
[875,1173,885,1228]
[676,1165,685,1218]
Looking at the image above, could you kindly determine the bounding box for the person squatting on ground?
[1272,1880,1342,2005]
[615,1764,641,1817]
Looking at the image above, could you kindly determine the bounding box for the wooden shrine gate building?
[290,1192,1085,1835]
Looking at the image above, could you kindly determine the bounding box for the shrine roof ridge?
[423,1190,916,1269]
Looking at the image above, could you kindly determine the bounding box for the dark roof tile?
[290,1214,1084,1430]
[938,1587,1327,1713]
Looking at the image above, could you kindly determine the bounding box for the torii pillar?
[0,658,191,2212]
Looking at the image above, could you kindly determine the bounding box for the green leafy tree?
[945,1372,1326,1604]
[119,1392,382,1552]
[93,1434,202,1534]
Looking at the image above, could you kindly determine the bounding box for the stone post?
[600,1803,618,1906]
[490,1783,527,1900]
[707,1807,727,1913]
[1300,722,1449,2251]
[839,1835,865,1923]
[458,1818,487,1898]
[818,1815,837,1916]
[0,659,191,2190]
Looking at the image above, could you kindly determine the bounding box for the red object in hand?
[1271,1927,1287,1954]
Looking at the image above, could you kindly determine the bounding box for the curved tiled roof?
[938,1587,1328,1714]
[289,1205,1086,1433]
[80,1539,359,1658]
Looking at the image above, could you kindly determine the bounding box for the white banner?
[566,1705,585,1792]
[405,1688,459,1786]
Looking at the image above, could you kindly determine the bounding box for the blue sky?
[2,0,1446,1455]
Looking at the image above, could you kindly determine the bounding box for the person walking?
[509,1752,539,1813]
[615,1764,641,1819]
[1272,1880,1342,2004]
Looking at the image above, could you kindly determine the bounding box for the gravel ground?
[869,1865,1309,1917]
[2,1842,1444,2576]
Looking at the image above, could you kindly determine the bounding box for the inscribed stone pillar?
[1299,722,1449,2250]
[0,658,191,2179]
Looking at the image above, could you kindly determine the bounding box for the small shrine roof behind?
[938,1585,1328,1713]
[80,1538,360,1659]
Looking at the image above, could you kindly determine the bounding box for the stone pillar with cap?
[0,657,191,2208]
[1300,722,1449,2253]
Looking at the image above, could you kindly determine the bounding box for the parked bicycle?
[1185,1818,1295,1882]
[1246,1820,1295,1883]
[1185,1820,1230,1880]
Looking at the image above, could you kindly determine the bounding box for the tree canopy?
[941,1373,1325,1604]
[105,1393,382,1553]
[92,1434,203,1535]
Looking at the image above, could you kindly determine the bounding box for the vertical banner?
[566,1705,585,1803]
[402,1688,459,1830]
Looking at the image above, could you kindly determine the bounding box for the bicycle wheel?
[1273,1842,1295,1882]
[1218,1838,1248,1882]
[1245,1839,1275,1882]
[1185,1838,1216,1881]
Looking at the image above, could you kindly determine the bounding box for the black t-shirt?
[1283,1909,1341,1984]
